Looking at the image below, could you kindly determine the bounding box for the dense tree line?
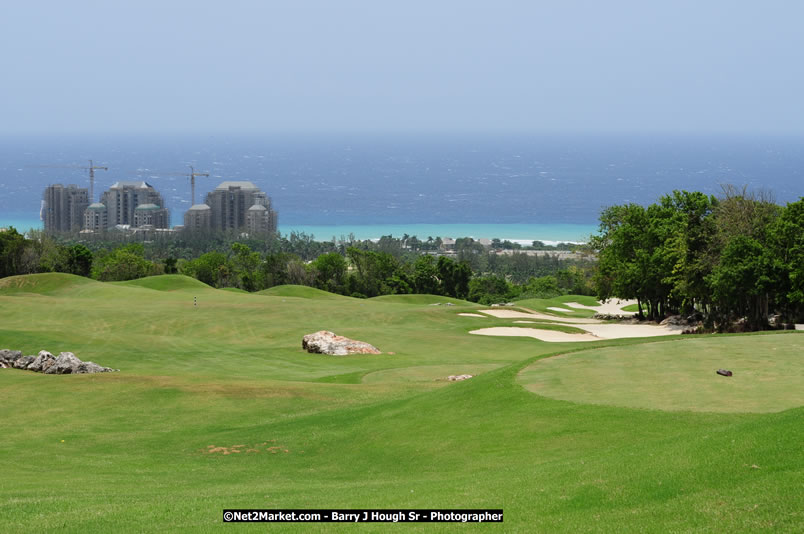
[592,187,803,329]
[0,227,593,303]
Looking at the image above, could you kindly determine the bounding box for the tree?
[412,255,439,294]
[0,228,27,278]
[92,245,156,281]
[707,235,773,329]
[311,252,347,293]
[231,242,262,291]
[182,251,228,287]
[468,275,512,304]
[767,198,804,320]
[65,244,93,277]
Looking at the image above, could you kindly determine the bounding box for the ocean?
[1,133,802,243]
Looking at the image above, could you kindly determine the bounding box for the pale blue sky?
[2,0,803,135]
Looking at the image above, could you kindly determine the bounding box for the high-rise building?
[100,181,168,228]
[83,202,108,231]
[246,204,275,234]
[133,204,170,228]
[183,204,212,231]
[203,181,277,232]
[43,184,89,233]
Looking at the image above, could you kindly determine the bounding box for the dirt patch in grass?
[203,441,294,455]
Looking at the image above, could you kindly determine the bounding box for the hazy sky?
[2,0,803,135]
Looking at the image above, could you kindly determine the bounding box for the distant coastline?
[1,216,597,245]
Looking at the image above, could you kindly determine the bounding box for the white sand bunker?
[470,327,599,343]
[470,323,685,342]
[513,320,536,323]
[458,313,486,318]
[547,307,574,313]
[564,299,637,315]
[579,323,686,339]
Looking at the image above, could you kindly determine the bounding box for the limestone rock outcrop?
[0,349,117,374]
[302,331,381,356]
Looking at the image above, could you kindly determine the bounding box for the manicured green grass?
[1,273,802,532]
[515,297,598,317]
[258,284,352,299]
[553,294,601,306]
[622,302,646,313]
[112,274,213,291]
[518,334,804,413]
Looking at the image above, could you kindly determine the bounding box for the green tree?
[65,244,93,277]
[412,255,440,294]
[468,275,512,304]
[92,245,156,282]
[767,198,804,320]
[0,228,28,278]
[182,251,228,287]
[311,252,347,293]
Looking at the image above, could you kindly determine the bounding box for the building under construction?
[43,184,90,233]
[44,180,169,233]
[184,181,277,234]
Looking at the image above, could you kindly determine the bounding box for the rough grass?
[0,273,802,533]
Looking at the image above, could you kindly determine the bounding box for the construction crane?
[85,160,108,202]
[125,165,210,205]
[30,160,108,202]
[186,165,209,206]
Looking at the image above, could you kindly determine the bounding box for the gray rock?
[44,352,83,374]
[13,356,35,369]
[2,348,118,374]
[660,315,687,326]
[27,350,56,372]
[74,361,117,374]
[0,349,23,364]
[302,331,381,356]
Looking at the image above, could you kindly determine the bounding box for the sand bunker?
[547,307,574,313]
[564,299,637,315]
[578,323,685,339]
[458,313,486,318]
[470,327,599,343]
[470,322,684,342]
[474,303,685,341]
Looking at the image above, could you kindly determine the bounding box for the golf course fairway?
[1,273,801,532]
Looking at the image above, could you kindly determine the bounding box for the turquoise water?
[0,216,597,244]
[0,217,42,233]
[281,223,598,244]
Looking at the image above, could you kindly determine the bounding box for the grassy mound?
[219,287,249,294]
[369,293,471,306]
[0,272,99,296]
[257,284,349,300]
[112,274,213,291]
[518,333,804,413]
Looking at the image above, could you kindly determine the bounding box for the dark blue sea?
[1,133,802,243]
